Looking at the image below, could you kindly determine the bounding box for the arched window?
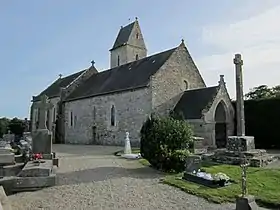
[93,106,96,121]
[136,33,139,39]
[111,105,116,126]
[136,54,139,60]
[117,55,120,66]
[183,80,189,90]
[70,111,73,127]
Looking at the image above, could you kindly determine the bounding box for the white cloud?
[197,3,280,98]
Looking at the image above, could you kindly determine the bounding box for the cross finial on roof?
[219,75,225,86]
[59,74,62,79]
[91,60,95,66]
[181,39,185,44]
[135,17,138,21]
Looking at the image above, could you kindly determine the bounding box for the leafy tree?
[245,85,280,100]
[140,114,193,172]
[0,118,10,138]
[8,118,25,137]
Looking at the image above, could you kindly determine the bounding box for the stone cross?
[33,95,53,130]
[233,54,245,136]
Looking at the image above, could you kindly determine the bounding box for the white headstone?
[124,132,132,154]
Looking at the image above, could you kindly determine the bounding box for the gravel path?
[7,145,251,210]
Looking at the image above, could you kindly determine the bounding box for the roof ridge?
[101,46,177,74]
[184,85,218,93]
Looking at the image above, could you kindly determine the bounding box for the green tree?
[0,118,10,138]
[8,118,25,137]
[272,85,280,98]
[245,85,273,100]
[245,85,280,100]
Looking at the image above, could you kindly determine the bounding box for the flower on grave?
[32,153,43,160]
[213,172,230,181]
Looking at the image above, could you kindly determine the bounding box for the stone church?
[30,18,235,148]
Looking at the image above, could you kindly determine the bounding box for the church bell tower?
[109,17,147,68]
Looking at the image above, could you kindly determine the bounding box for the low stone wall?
[0,186,12,210]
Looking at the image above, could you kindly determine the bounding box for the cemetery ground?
[134,149,280,209]
[8,144,238,210]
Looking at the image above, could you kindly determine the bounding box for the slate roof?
[66,47,176,101]
[33,69,86,101]
[174,86,219,119]
[110,21,135,50]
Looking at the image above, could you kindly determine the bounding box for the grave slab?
[0,154,15,166]
[18,160,53,177]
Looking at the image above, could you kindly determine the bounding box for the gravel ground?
[8,145,266,210]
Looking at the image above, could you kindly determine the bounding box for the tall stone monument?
[227,54,255,153]
[32,95,53,155]
[232,54,258,210]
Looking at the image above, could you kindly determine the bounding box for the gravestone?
[3,134,15,143]
[32,95,53,155]
[185,155,201,173]
[0,141,15,165]
[124,132,132,155]
[193,137,207,154]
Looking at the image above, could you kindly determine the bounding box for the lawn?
[116,148,280,207]
[163,163,280,208]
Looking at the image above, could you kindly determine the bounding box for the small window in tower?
[136,33,139,39]
[117,55,120,66]
[136,54,139,60]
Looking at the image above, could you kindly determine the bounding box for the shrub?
[140,114,193,172]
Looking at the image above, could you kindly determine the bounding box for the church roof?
[174,86,219,119]
[110,21,135,50]
[65,47,176,102]
[33,69,86,101]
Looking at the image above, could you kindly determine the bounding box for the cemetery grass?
[162,163,280,208]
[115,148,280,207]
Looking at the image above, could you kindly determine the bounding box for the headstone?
[3,134,15,143]
[32,130,52,155]
[185,155,201,173]
[193,137,207,154]
[0,142,15,165]
[32,95,53,155]
[124,132,132,154]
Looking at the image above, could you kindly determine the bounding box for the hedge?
[232,98,280,149]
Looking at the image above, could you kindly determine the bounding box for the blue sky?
[1,0,280,119]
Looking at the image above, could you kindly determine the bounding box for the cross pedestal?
[236,195,258,210]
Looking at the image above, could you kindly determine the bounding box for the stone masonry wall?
[110,46,128,69]
[151,43,206,115]
[64,87,152,146]
[203,83,235,147]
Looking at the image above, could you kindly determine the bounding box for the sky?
[1,0,280,119]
